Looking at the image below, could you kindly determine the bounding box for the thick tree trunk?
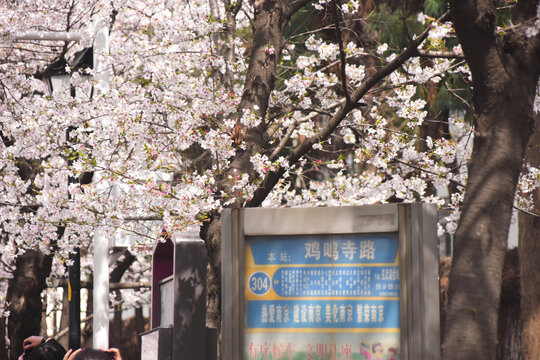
[109,252,135,353]
[7,250,52,359]
[443,95,531,359]
[0,317,7,360]
[134,306,147,333]
[496,249,521,360]
[107,252,145,360]
[519,116,540,360]
[443,1,539,359]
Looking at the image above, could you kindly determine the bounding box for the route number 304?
[248,272,271,296]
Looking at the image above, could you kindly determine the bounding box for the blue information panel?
[244,234,400,360]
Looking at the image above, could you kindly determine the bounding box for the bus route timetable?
[244,233,401,359]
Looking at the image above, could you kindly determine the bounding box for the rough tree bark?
[519,115,540,359]
[109,251,137,359]
[496,249,521,360]
[442,1,540,359]
[7,250,53,359]
[2,137,56,358]
[0,317,7,360]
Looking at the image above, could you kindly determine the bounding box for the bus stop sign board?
[245,234,400,360]
[221,204,440,360]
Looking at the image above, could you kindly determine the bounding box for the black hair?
[372,342,382,353]
[25,339,66,360]
[72,349,114,360]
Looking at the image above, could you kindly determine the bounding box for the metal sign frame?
[145,230,208,360]
[221,203,440,360]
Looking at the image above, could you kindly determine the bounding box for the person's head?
[24,340,66,360]
[71,349,114,360]
[372,342,383,354]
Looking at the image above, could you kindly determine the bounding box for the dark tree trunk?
[134,306,147,333]
[0,317,7,360]
[110,304,123,349]
[519,115,540,360]
[108,252,135,354]
[443,1,540,359]
[7,250,52,359]
[443,251,523,360]
[82,282,93,347]
[496,249,521,360]
[443,88,531,359]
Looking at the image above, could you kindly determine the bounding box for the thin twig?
[270,122,298,161]
[418,50,464,59]
[332,0,351,104]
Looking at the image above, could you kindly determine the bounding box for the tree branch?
[222,0,243,89]
[52,314,93,341]
[54,279,151,289]
[417,50,464,59]
[269,121,298,161]
[246,10,451,207]
[285,0,312,17]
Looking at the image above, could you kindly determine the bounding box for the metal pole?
[13,31,82,42]
[93,21,110,95]
[93,228,109,349]
[67,123,81,350]
[68,249,81,349]
[92,21,111,349]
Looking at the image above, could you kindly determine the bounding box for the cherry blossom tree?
[0,0,539,359]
